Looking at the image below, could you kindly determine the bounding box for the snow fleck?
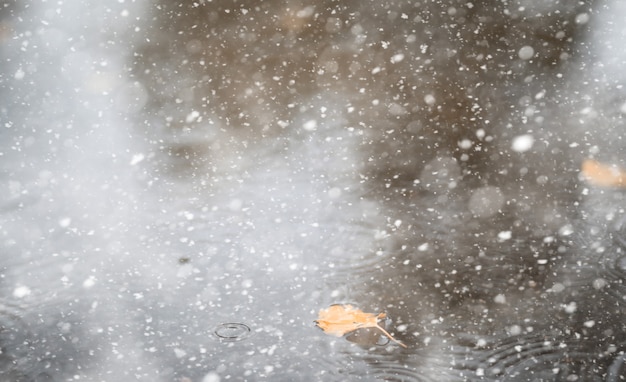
[584,320,595,328]
[592,278,607,290]
[575,12,590,25]
[417,243,429,251]
[620,102,626,114]
[388,103,407,116]
[518,46,535,60]
[559,224,574,236]
[563,301,577,314]
[494,294,507,304]
[551,283,565,293]
[14,68,25,80]
[508,325,522,336]
[511,134,534,153]
[497,231,512,241]
[296,6,315,18]
[130,153,145,165]
[202,372,221,382]
[59,217,72,228]
[390,53,405,63]
[303,119,317,131]
[424,94,436,106]
[371,67,382,74]
[174,348,187,358]
[458,139,473,149]
[185,110,200,123]
[13,286,31,298]
[83,276,97,288]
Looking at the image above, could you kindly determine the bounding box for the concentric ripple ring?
[214,322,252,342]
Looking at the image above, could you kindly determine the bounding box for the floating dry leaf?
[581,159,626,188]
[315,304,407,348]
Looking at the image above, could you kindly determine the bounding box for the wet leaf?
[315,304,407,348]
[581,159,626,188]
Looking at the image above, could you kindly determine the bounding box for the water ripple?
[213,322,253,342]
[454,334,626,381]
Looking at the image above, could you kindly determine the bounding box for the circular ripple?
[360,351,452,382]
[213,322,252,342]
[455,335,621,381]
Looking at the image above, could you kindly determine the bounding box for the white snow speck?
[185,110,200,123]
[575,12,590,25]
[296,6,314,18]
[458,139,473,149]
[59,217,72,228]
[83,276,97,288]
[424,94,436,106]
[511,134,534,153]
[202,372,221,382]
[592,278,607,290]
[563,301,577,314]
[390,53,405,63]
[13,286,31,298]
[174,348,187,358]
[584,320,595,328]
[508,325,522,336]
[303,119,317,131]
[417,243,429,251]
[518,46,535,60]
[130,153,145,165]
[559,224,574,236]
[494,294,507,304]
[14,68,25,80]
[497,231,512,241]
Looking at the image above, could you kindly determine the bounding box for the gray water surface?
[2,1,626,381]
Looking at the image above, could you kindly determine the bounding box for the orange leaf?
[315,304,407,348]
[581,159,626,188]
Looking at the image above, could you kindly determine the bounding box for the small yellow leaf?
[581,159,626,188]
[315,304,407,348]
